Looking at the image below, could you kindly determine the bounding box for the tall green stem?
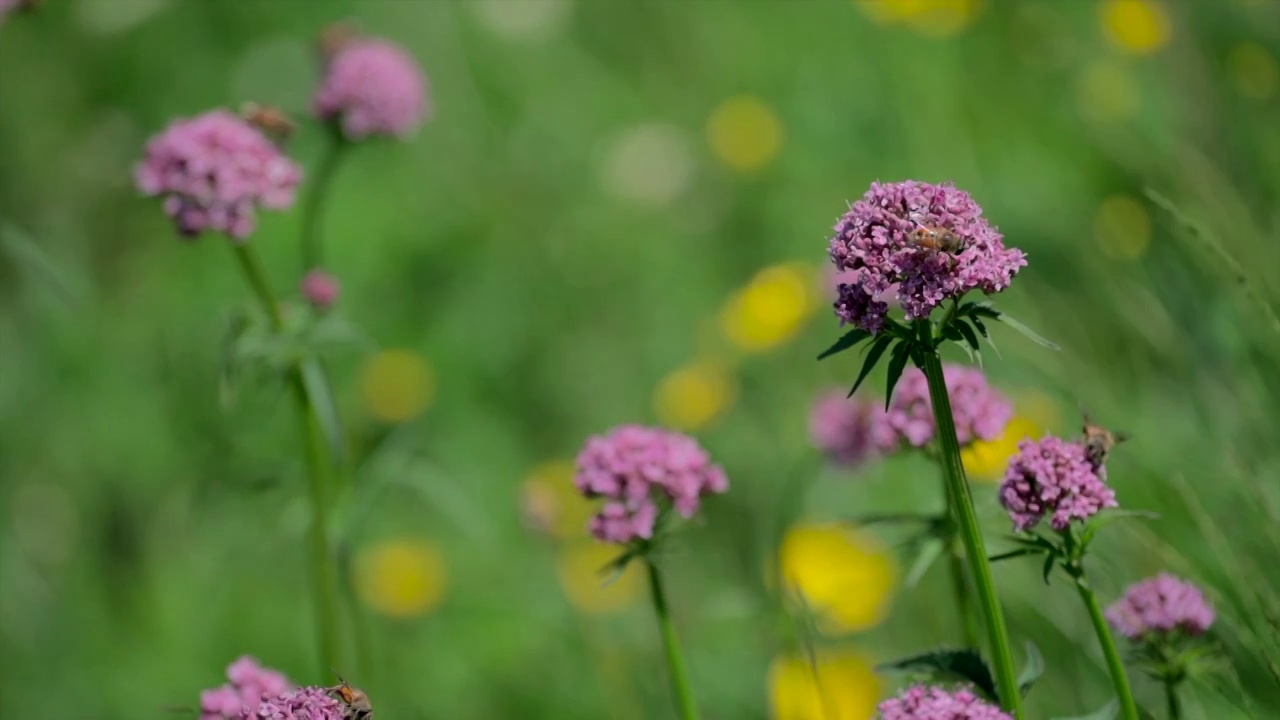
[231,244,342,675]
[300,135,348,272]
[917,343,1023,718]
[1163,677,1182,720]
[936,465,981,649]
[645,559,701,720]
[1075,575,1140,720]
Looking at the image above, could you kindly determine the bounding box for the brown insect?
[240,103,297,141]
[318,20,361,59]
[908,224,967,255]
[328,672,374,720]
[1081,413,1130,470]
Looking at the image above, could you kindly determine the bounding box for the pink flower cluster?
[808,390,896,467]
[1106,574,1215,640]
[301,269,340,310]
[135,111,302,240]
[238,687,345,719]
[200,656,292,720]
[314,38,429,140]
[574,425,728,544]
[885,366,1012,448]
[877,685,1013,720]
[999,436,1117,531]
[829,181,1026,333]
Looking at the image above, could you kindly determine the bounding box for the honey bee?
[1081,413,1129,470]
[908,225,967,255]
[328,672,374,720]
[240,103,297,141]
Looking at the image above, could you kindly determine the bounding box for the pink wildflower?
[238,687,345,719]
[313,38,429,140]
[885,365,1013,448]
[808,390,896,467]
[1106,574,1215,640]
[301,269,340,310]
[878,685,1013,720]
[200,656,293,720]
[999,436,1117,531]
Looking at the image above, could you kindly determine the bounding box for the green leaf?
[989,548,1042,563]
[818,328,873,360]
[994,311,1061,350]
[955,318,982,354]
[1018,641,1045,697]
[299,358,347,464]
[1041,553,1057,585]
[1080,509,1160,550]
[883,341,912,411]
[877,648,999,703]
[1051,699,1119,720]
[904,537,946,588]
[217,309,253,408]
[847,335,894,398]
[598,547,641,586]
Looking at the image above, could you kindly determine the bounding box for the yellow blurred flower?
[721,263,817,353]
[520,459,595,539]
[1100,0,1170,56]
[706,95,784,173]
[779,523,896,634]
[769,651,882,720]
[962,416,1040,482]
[556,541,644,615]
[654,358,736,432]
[1094,194,1152,260]
[354,538,448,619]
[1228,42,1279,100]
[1077,60,1141,124]
[360,349,434,423]
[855,0,981,37]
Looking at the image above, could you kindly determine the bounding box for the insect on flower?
[907,224,967,256]
[328,672,374,720]
[240,103,297,142]
[1081,412,1129,470]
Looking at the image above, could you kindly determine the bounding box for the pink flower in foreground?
[574,425,728,544]
[1106,574,1215,640]
[878,685,1013,720]
[808,390,896,467]
[313,38,429,140]
[301,269,340,310]
[999,436,1117,531]
[136,110,301,240]
[829,181,1026,333]
[238,687,345,719]
[200,656,293,720]
[885,365,1012,448]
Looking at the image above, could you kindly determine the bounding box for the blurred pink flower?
[313,38,429,140]
[301,269,340,310]
[999,436,1117,531]
[238,687,345,719]
[200,656,293,720]
[808,390,896,468]
[878,685,1012,719]
[885,365,1012,448]
[574,425,728,544]
[1106,574,1215,640]
[136,110,301,240]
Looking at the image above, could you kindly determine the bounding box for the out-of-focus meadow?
[3,0,1280,718]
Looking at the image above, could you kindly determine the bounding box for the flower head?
[885,365,1013,449]
[829,181,1026,332]
[313,37,429,140]
[301,269,340,310]
[136,110,301,240]
[574,425,728,544]
[877,685,1013,720]
[238,687,345,719]
[200,656,293,720]
[999,436,1117,531]
[1106,574,1215,640]
[809,390,896,467]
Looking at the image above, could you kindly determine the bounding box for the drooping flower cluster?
[808,390,896,467]
[313,36,429,140]
[885,365,1013,448]
[574,425,728,543]
[301,269,340,311]
[999,436,1118,531]
[199,656,293,720]
[135,110,302,240]
[877,685,1013,720]
[829,181,1026,333]
[238,687,345,720]
[1105,574,1215,640]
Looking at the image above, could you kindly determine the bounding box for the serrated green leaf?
[847,335,894,397]
[994,311,1061,350]
[818,328,873,360]
[905,537,946,588]
[1018,641,1045,697]
[955,318,981,353]
[952,340,976,364]
[884,341,912,411]
[1051,699,1119,720]
[878,648,999,702]
[942,324,964,342]
[299,358,347,464]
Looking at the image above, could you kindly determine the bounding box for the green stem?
[645,559,701,720]
[231,244,342,676]
[300,135,348,273]
[917,340,1023,718]
[936,462,981,649]
[1074,574,1140,720]
[1164,677,1182,720]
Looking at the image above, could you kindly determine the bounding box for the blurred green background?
[3,0,1280,718]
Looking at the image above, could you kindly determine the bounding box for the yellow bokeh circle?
[354,538,448,619]
[654,359,736,432]
[520,459,595,539]
[721,263,816,353]
[360,349,434,423]
[962,416,1041,482]
[706,95,784,173]
[769,651,882,720]
[555,541,644,615]
[779,523,897,633]
[1100,0,1171,56]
